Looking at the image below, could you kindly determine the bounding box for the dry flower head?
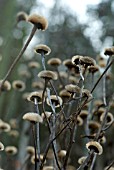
[0,142,4,151]
[23,112,43,123]
[65,84,81,94]
[86,141,103,155]
[27,91,43,104]
[16,11,28,22]
[0,121,11,132]
[46,95,63,108]
[26,146,35,155]
[38,70,58,80]
[47,58,61,66]
[5,146,17,155]
[12,80,26,91]
[34,44,51,55]
[104,47,114,56]
[78,156,87,165]
[28,14,48,30]
[0,80,11,92]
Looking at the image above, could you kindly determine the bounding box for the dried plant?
[0,11,114,170]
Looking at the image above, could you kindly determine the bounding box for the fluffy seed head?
[9,130,19,138]
[41,111,52,119]
[77,116,83,126]
[32,81,44,89]
[89,121,100,132]
[58,150,66,157]
[28,14,48,30]
[38,70,58,80]
[78,156,87,165]
[27,91,43,104]
[82,89,93,99]
[65,84,81,94]
[86,141,103,155]
[93,107,105,116]
[72,55,83,65]
[28,61,40,69]
[31,154,46,164]
[88,65,99,73]
[63,59,73,67]
[98,60,106,68]
[0,142,4,151]
[34,44,51,55]
[69,76,79,84]
[46,95,63,108]
[26,146,35,155]
[0,80,11,92]
[100,112,114,126]
[80,56,96,66]
[100,136,106,144]
[104,47,114,56]
[47,58,61,66]
[0,121,11,132]
[59,89,71,99]
[5,146,17,155]
[80,110,88,119]
[23,112,43,123]
[12,80,26,91]
[94,99,104,107]
[16,11,28,22]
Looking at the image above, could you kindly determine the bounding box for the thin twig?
[34,98,41,167]
[41,52,46,70]
[63,122,76,169]
[91,59,114,93]
[105,160,114,170]
[0,25,37,92]
[31,123,37,170]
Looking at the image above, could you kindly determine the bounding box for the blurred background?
[0,0,114,169]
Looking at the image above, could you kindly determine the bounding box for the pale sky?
[36,0,101,22]
[28,0,112,55]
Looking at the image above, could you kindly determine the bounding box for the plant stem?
[85,73,94,137]
[34,98,41,168]
[63,122,76,170]
[105,160,114,170]
[91,59,114,93]
[0,25,37,92]
[41,81,61,170]
[31,123,37,170]
[41,52,46,70]
[90,154,96,170]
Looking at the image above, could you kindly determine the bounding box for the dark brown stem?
[56,67,65,87]
[39,120,71,170]
[105,160,114,170]
[34,98,41,167]
[77,150,94,170]
[31,123,37,170]
[41,51,46,70]
[63,122,76,170]
[0,25,37,91]
[41,80,61,170]
[91,59,114,93]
